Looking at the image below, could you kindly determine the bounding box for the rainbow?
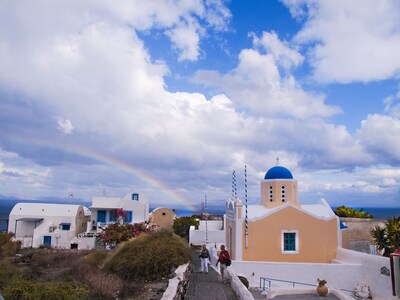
[4,137,197,211]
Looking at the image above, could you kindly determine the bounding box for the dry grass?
[71,261,130,299]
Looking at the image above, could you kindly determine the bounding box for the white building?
[8,203,90,248]
[189,217,226,246]
[89,192,149,231]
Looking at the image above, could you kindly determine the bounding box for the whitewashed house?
[90,192,149,231]
[8,203,90,248]
[189,216,226,246]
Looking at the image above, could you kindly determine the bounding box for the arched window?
[269,186,273,202]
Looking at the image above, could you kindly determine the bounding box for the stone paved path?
[184,248,238,300]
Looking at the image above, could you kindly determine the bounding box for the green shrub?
[173,216,199,240]
[105,230,190,281]
[2,274,89,300]
[0,232,21,257]
[334,206,373,218]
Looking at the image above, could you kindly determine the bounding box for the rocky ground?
[128,279,169,300]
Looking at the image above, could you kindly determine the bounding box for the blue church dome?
[264,166,293,180]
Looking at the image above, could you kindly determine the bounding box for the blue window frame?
[125,211,132,222]
[60,223,71,231]
[109,210,116,222]
[283,232,296,251]
[132,193,139,201]
[97,210,106,223]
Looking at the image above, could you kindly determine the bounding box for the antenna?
[276,156,279,165]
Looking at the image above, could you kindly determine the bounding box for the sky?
[1,0,400,211]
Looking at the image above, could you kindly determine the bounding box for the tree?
[371,217,400,257]
[334,205,373,219]
[172,216,199,241]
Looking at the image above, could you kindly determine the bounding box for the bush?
[334,206,373,218]
[100,222,148,245]
[83,249,108,267]
[0,232,21,257]
[105,230,190,281]
[2,274,89,300]
[238,275,249,289]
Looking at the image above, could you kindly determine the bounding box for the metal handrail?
[259,277,315,291]
[259,277,354,294]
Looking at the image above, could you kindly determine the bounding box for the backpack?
[225,259,231,266]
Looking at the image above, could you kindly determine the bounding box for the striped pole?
[234,170,237,200]
[232,171,235,200]
[245,165,248,248]
[205,194,208,244]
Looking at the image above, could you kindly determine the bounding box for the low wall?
[231,260,362,292]
[161,263,191,300]
[336,248,392,299]
[227,267,254,300]
[230,248,395,300]
[210,247,255,300]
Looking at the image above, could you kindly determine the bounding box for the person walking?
[199,244,210,273]
[216,244,230,283]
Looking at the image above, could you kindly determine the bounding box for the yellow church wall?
[260,180,299,209]
[242,205,338,263]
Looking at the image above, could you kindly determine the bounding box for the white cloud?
[384,89,400,117]
[357,114,400,162]
[166,18,202,61]
[194,31,340,119]
[287,0,400,83]
[251,31,304,71]
[56,117,74,134]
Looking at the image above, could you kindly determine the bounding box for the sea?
[0,199,399,232]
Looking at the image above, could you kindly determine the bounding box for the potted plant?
[317,279,328,297]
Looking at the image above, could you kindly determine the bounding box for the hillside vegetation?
[0,230,190,299]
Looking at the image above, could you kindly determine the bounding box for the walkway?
[184,247,238,300]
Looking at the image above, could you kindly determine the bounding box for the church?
[226,165,342,263]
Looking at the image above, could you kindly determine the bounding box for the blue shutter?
[109,210,116,222]
[97,210,106,223]
[125,211,132,222]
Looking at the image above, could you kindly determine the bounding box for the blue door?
[43,236,51,246]
[97,210,106,223]
[124,211,132,223]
